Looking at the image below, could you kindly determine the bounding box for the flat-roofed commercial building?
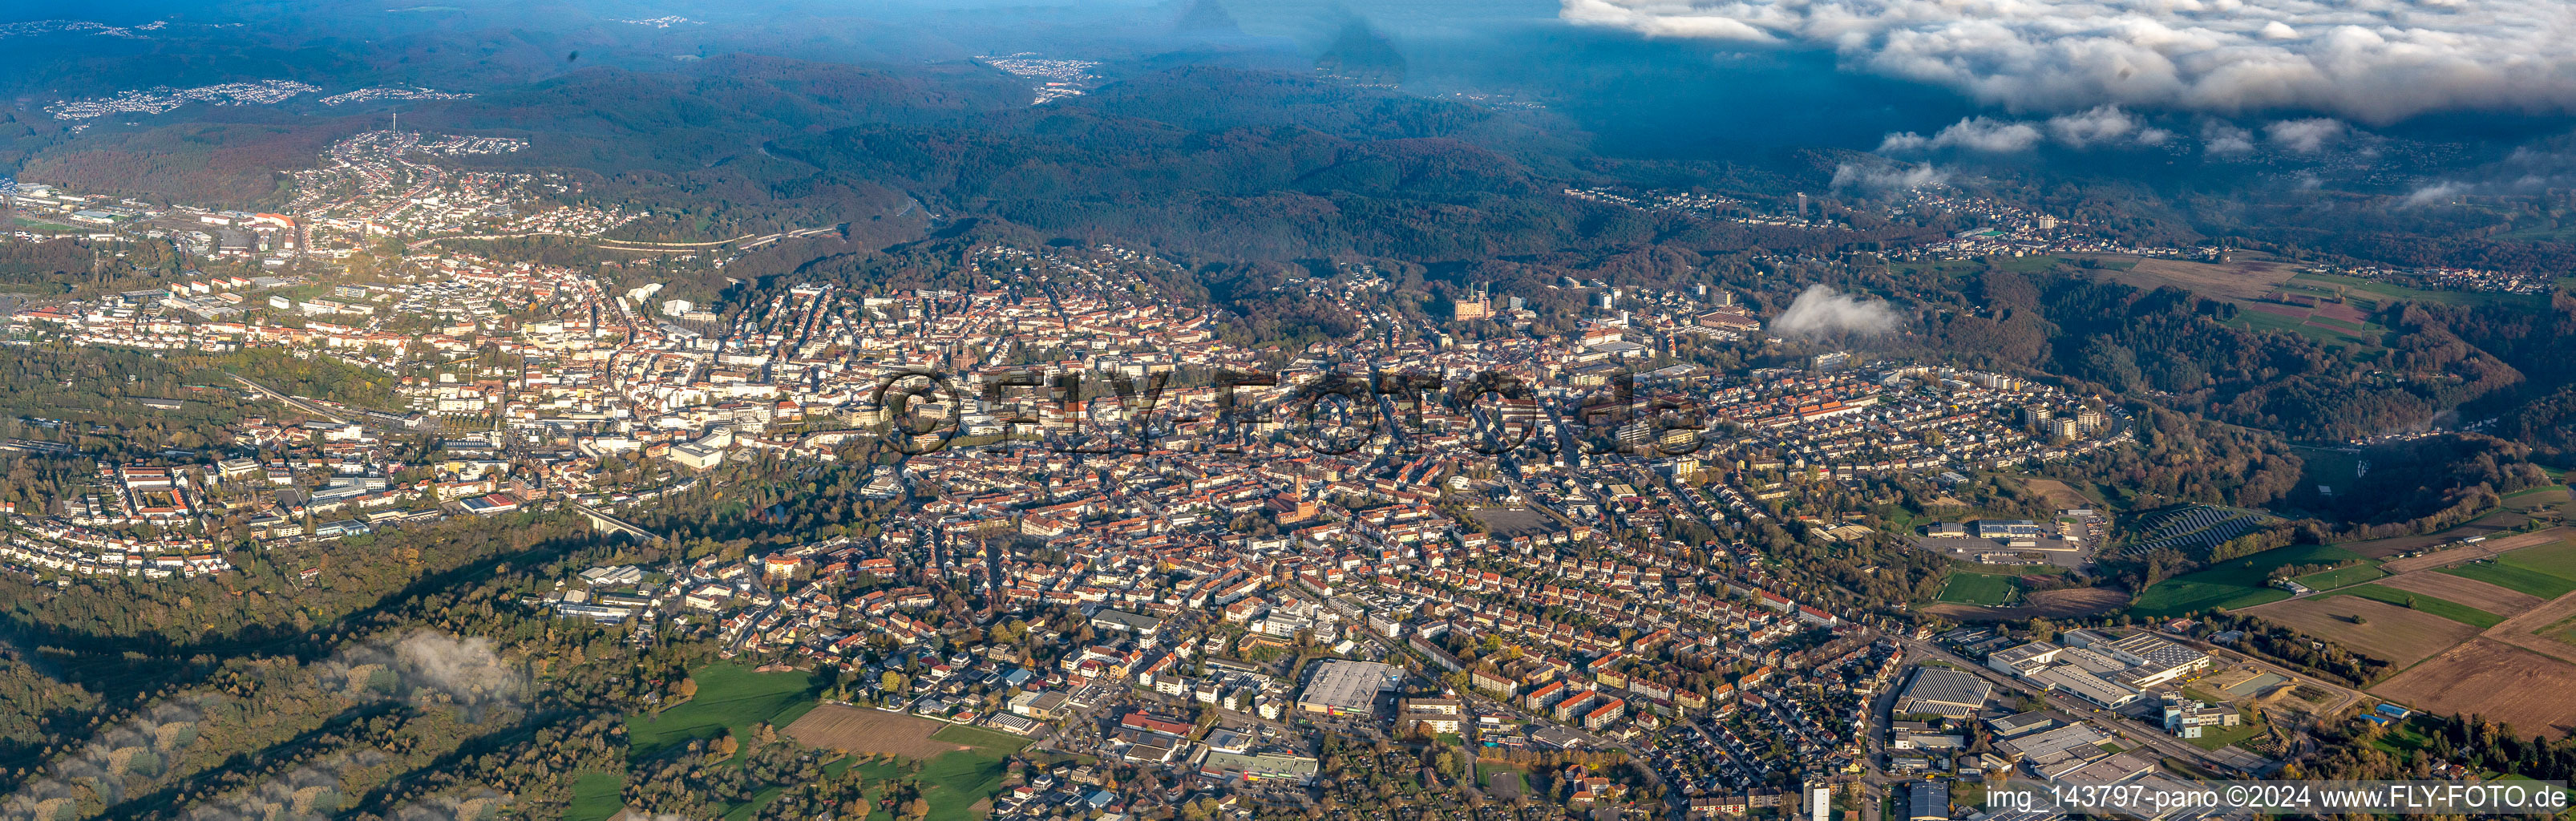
[2025,665,2143,710]
[1894,667,1992,718]
[2105,633,2212,688]
[1297,660,1401,716]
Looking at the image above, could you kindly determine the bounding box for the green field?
[2233,309,2380,350]
[2288,272,2546,311]
[2186,714,2267,751]
[628,664,827,760]
[1937,572,2022,605]
[565,771,626,821]
[2499,538,2576,579]
[2132,544,2373,617]
[6,216,79,232]
[2538,613,2576,649]
[2440,561,2576,600]
[2292,563,2388,592]
[718,786,787,821]
[929,722,1035,755]
[2366,714,2444,757]
[845,758,904,821]
[919,749,1013,821]
[2501,483,2570,502]
[2333,584,2506,629]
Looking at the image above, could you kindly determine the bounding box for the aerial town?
[978,54,1104,104]
[43,79,321,121]
[0,119,2205,819]
[3,89,2566,819]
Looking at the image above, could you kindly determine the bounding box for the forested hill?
[16,53,1033,222]
[760,67,1911,260]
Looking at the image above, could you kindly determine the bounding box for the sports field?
[1937,572,2020,605]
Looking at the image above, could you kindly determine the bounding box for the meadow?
[628,663,827,760]
[2130,543,2372,617]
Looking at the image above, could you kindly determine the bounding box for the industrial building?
[1893,667,1992,718]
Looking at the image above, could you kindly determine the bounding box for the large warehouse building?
[1296,660,1403,717]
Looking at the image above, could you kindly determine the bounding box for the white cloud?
[2044,105,2146,148]
[2264,117,2346,152]
[1560,0,2576,122]
[1830,160,1949,190]
[2400,181,2467,206]
[1772,284,1902,338]
[1878,115,2044,152]
[1880,105,2177,153]
[2202,121,2257,154]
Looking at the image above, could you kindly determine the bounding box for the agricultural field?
[2346,492,2570,560]
[2502,537,2576,579]
[2235,303,2386,350]
[2372,638,2576,738]
[2291,563,2388,592]
[2130,543,2372,617]
[2287,271,2550,311]
[781,706,1034,758]
[628,664,827,760]
[2242,596,2482,668]
[2331,584,2505,629]
[778,706,1032,821]
[2089,255,2303,301]
[2440,561,2576,601]
[2481,584,2576,665]
[2543,615,2576,651]
[2377,572,2546,617]
[2379,528,2576,572]
[784,706,989,759]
